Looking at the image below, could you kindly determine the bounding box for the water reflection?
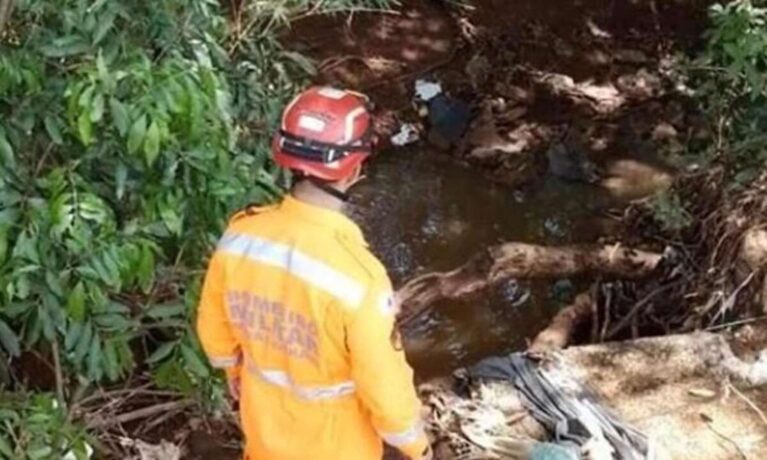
[348,148,610,377]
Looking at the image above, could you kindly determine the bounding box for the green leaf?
[101,248,121,287]
[93,8,117,45]
[0,130,14,168]
[103,301,130,315]
[39,305,55,342]
[40,36,89,57]
[115,162,128,200]
[67,282,87,321]
[78,112,93,146]
[181,344,209,378]
[26,310,41,345]
[153,359,193,392]
[96,51,109,82]
[103,339,119,381]
[0,319,20,357]
[127,115,147,155]
[146,341,176,364]
[64,321,83,351]
[73,322,93,364]
[90,92,105,122]
[87,335,103,381]
[0,226,7,265]
[94,314,132,330]
[78,85,95,109]
[45,271,64,298]
[44,115,64,145]
[109,99,129,136]
[0,434,12,457]
[144,120,161,166]
[27,446,53,460]
[12,231,39,264]
[136,245,155,293]
[159,205,182,236]
[0,409,19,422]
[146,303,184,319]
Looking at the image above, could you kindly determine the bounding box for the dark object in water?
[546,142,600,183]
[424,93,471,149]
[469,353,653,460]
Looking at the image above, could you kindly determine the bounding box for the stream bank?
[280,1,767,459]
[284,0,710,376]
[180,1,767,458]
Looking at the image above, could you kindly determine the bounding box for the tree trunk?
[396,242,661,325]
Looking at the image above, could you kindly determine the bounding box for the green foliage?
[0,393,91,460]
[687,0,767,180]
[649,191,693,233]
[0,0,392,407]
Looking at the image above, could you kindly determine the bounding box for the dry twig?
[86,400,194,430]
[728,382,767,428]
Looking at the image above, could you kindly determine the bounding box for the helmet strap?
[309,178,350,203]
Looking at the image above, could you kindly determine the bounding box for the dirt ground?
[566,332,767,460]
[423,332,767,460]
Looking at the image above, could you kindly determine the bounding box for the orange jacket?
[196,195,429,460]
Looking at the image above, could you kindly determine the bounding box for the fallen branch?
[397,242,661,326]
[85,400,194,430]
[529,291,594,353]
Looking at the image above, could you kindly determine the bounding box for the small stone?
[688,388,717,398]
[652,122,678,142]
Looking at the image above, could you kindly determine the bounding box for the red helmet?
[272,86,374,181]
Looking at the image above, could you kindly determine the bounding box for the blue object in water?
[529,442,579,460]
[427,93,471,146]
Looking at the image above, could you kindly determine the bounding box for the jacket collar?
[280,195,366,245]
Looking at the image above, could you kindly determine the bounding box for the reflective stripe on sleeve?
[217,233,365,307]
[245,358,355,401]
[209,355,240,369]
[378,420,425,447]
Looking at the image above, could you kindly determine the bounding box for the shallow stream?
[350,148,617,378]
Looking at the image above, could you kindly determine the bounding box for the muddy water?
[350,148,614,378]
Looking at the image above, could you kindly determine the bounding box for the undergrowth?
[0,0,394,457]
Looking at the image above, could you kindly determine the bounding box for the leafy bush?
[0,392,91,460]
[688,0,767,178]
[0,0,393,400]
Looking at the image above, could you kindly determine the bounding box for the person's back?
[196,86,431,460]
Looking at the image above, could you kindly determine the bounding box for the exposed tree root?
[529,291,594,353]
[397,242,662,326]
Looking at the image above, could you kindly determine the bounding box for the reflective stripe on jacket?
[196,196,428,460]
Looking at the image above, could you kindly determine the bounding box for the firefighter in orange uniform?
[196,86,432,460]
